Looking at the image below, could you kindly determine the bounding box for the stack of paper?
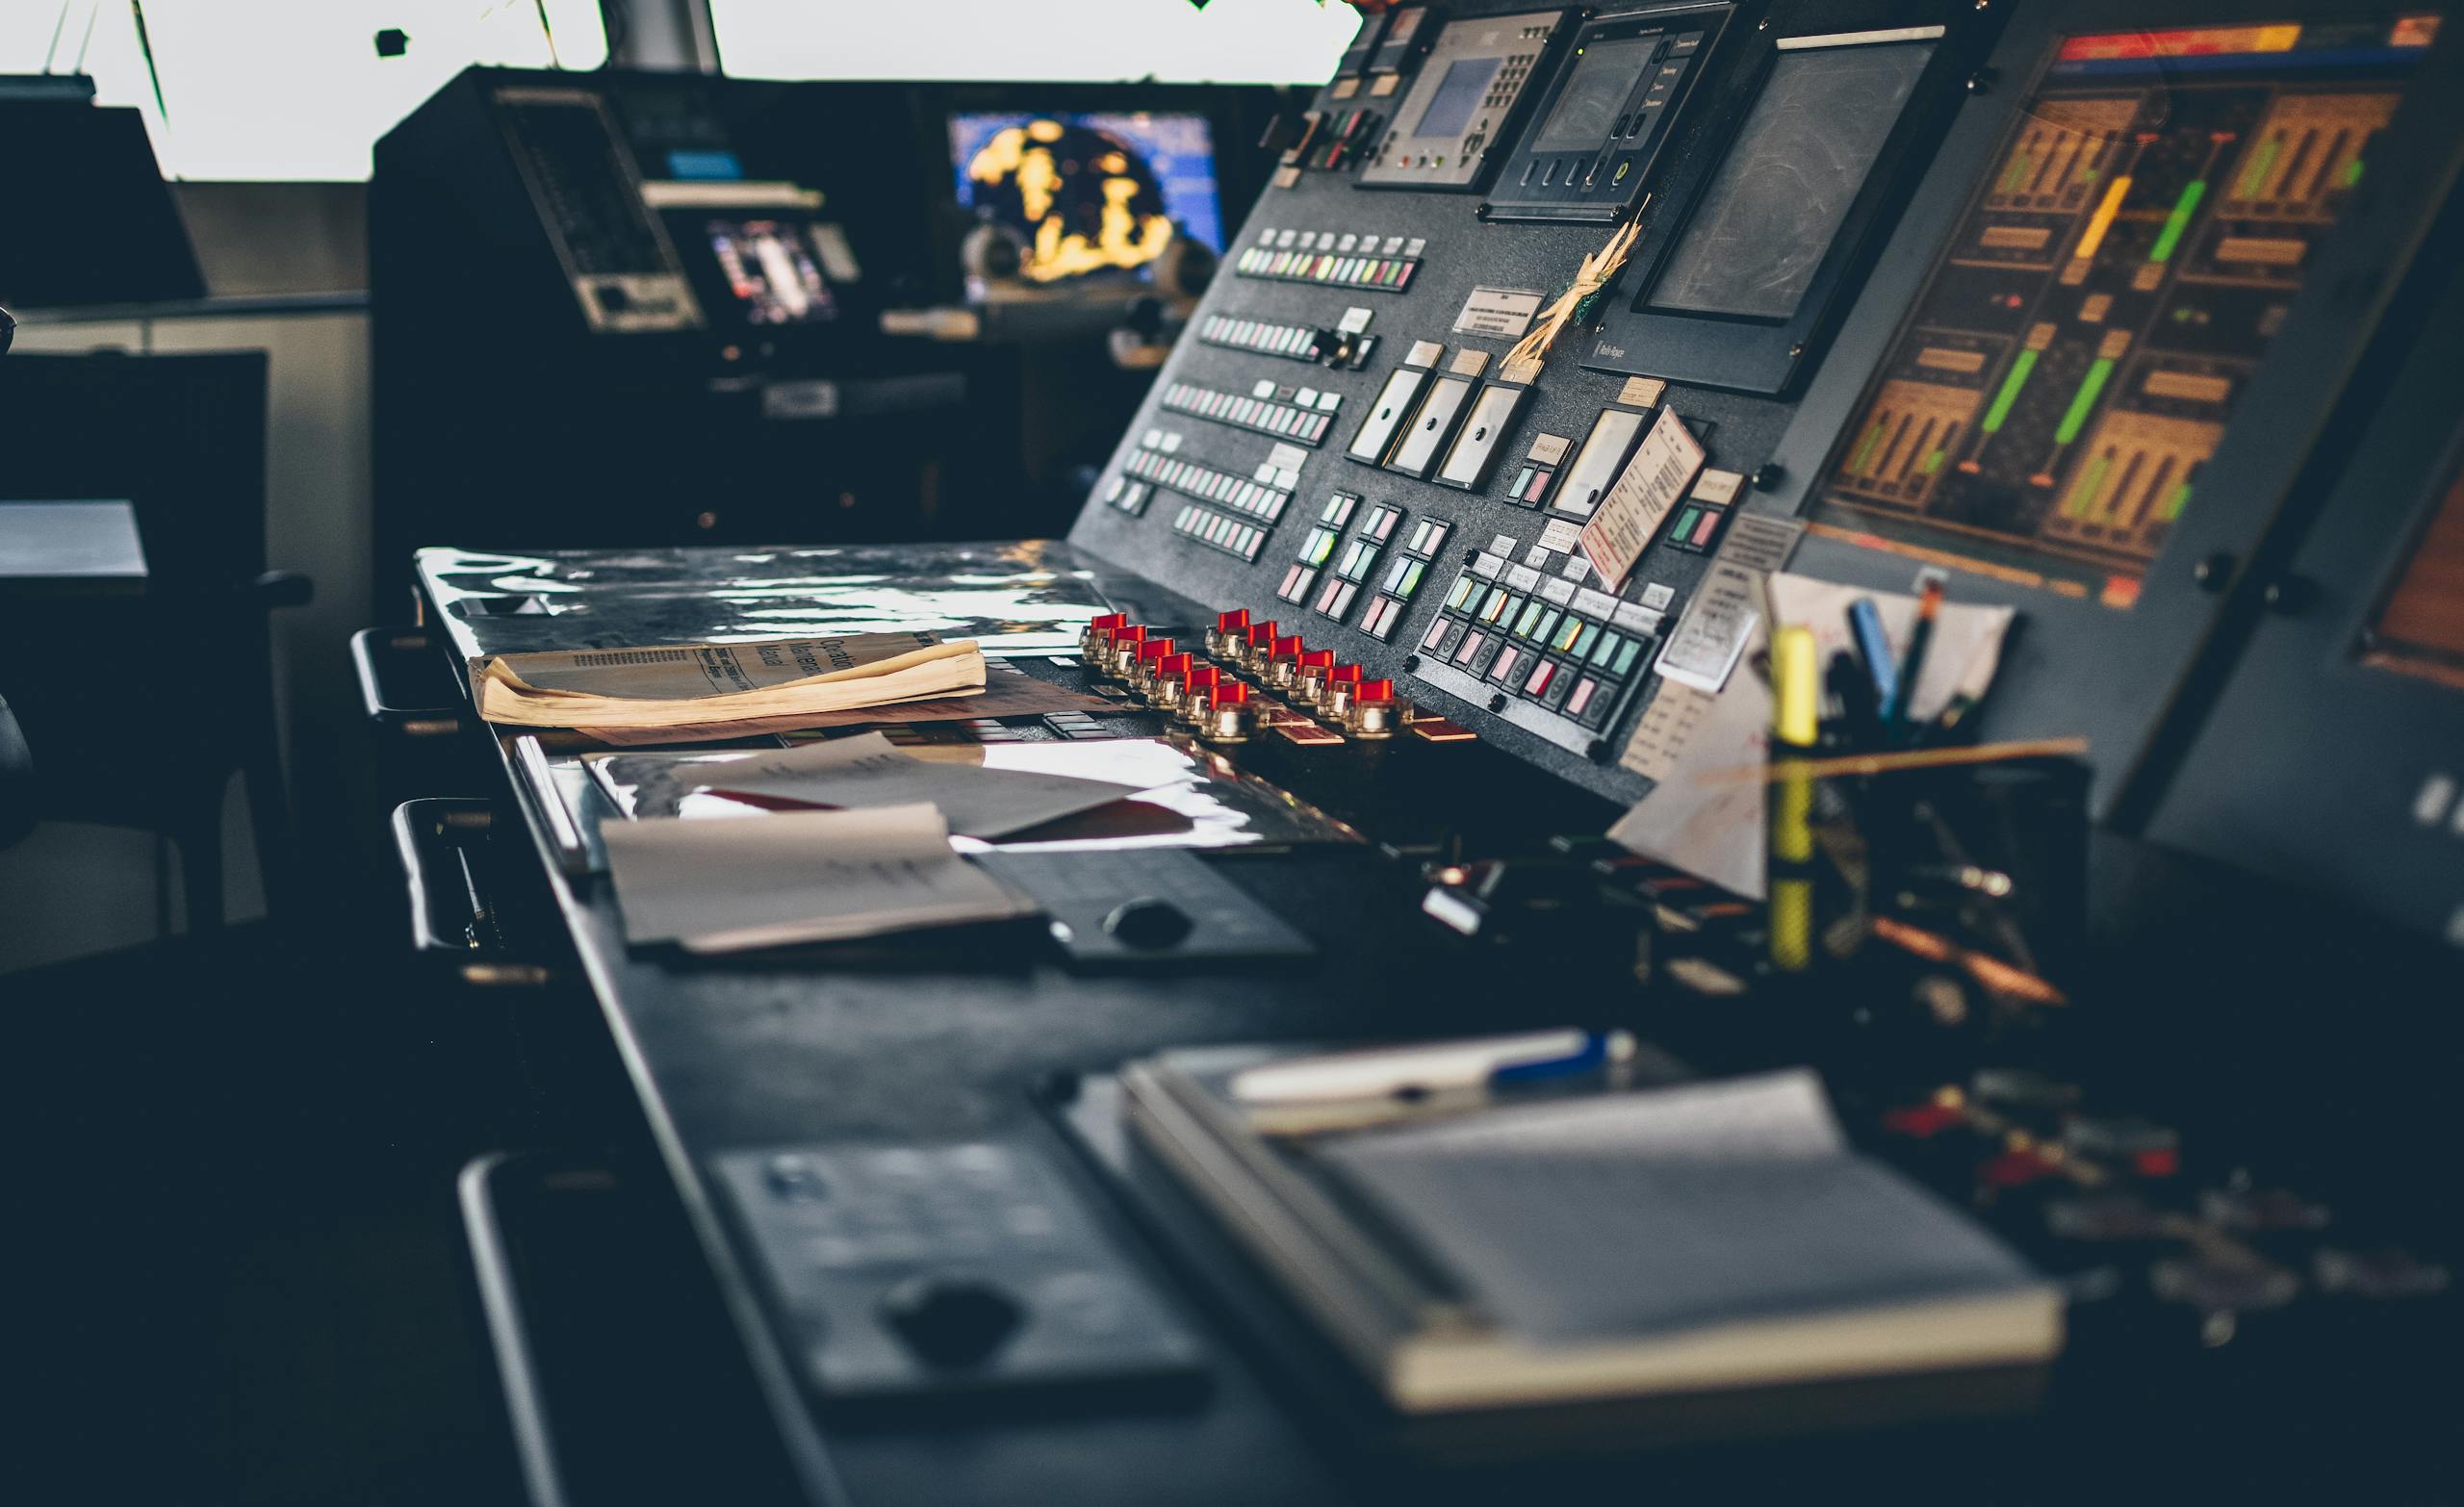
[470,632,986,734]
[601,731,1147,837]
[600,803,1035,953]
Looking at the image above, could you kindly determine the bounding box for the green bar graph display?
[2064,451,2112,519]
[1982,348,2040,434]
[2149,180,2208,263]
[2236,137,2281,199]
[2054,357,2115,446]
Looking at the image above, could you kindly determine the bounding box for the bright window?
[712,0,1360,83]
[0,1,607,180]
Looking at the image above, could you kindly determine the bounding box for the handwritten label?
[1578,408,1706,590]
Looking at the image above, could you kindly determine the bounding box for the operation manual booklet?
[469,632,988,733]
[1120,1055,2061,1417]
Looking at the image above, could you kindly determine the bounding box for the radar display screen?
[706,218,836,325]
[2365,459,2464,691]
[949,113,1221,284]
[1810,14,2442,605]
[1650,38,1936,320]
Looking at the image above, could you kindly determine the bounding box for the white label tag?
[1451,285,1546,340]
[1653,514,1804,693]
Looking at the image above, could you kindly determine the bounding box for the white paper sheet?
[600,803,1035,953]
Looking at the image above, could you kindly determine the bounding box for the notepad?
[1120,1055,2061,1414]
[600,803,1035,953]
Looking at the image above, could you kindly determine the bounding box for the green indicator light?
[2149,180,2208,263]
[2065,451,2112,520]
[2342,158,2366,189]
[2164,481,2194,521]
[1920,448,1947,474]
[1999,151,2034,194]
[1983,347,2040,434]
[2054,357,2115,447]
[2236,138,2281,200]
[1849,417,1890,472]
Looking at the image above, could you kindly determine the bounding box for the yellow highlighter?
[1769,625,1820,973]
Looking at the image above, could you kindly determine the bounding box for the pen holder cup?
[1809,754,2091,993]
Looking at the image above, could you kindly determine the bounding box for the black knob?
[1102,897,1194,950]
[879,1276,1024,1368]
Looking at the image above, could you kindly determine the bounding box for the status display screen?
[950,112,1221,284]
[1810,15,2440,605]
[706,217,835,325]
[1531,35,1659,151]
[1650,39,1935,320]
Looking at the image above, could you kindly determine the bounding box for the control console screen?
[1650,38,1935,321]
[950,112,1222,285]
[706,217,837,325]
[1809,15,2441,605]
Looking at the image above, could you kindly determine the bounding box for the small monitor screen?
[2365,460,2464,691]
[706,217,835,325]
[949,112,1221,284]
[1649,39,1934,320]
[1416,57,1503,139]
[1810,14,2441,606]
[1531,35,1658,152]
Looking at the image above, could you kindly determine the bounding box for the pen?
[1881,571,1947,739]
[1847,598,1898,718]
[1228,1029,1633,1104]
[1825,649,1878,746]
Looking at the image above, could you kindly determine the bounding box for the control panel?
[1072,0,2464,839]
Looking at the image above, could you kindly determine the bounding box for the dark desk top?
[418,542,1663,1507]
[415,543,2460,1507]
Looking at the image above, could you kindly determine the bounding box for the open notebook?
[1122,1052,2060,1415]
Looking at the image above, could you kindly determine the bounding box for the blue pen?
[1848,598,1898,716]
[1489,1030,1636,1086]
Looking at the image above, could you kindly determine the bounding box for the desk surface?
[0,500,147,595]
[419,543,2457,1507]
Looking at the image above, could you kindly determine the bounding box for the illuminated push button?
[1208,608,1251,657]
[1080,612,1128,659]
[1202,680,1254,742]
[1267,635,1307,690]
[1105,625,1149,677]
[1176,666,1221,726]
[1322,663,1365,719]
[1151,651,1194,708]
[1134,637,1178,695]
[2063,1114,2180,1178]
[1295,649,1338,705]
[1348,678,1401,738]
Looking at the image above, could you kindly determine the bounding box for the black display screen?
[1650,39,1934,320]
[1531,36,1658,151]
